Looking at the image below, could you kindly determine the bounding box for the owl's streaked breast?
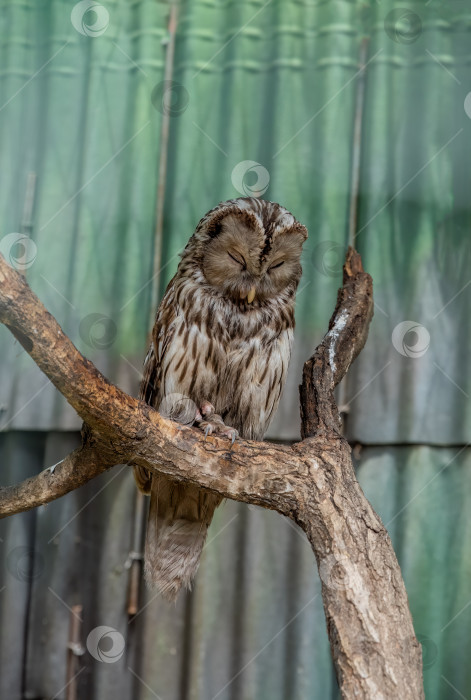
[157,276,294,440]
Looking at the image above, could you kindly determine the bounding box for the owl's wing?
[138,344,159,405]
[135,277,221,602]
[139,278,178,406]
[134,278,177,492]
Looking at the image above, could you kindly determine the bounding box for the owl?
[134,197,308,601]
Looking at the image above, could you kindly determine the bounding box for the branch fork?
[0,248,424,699]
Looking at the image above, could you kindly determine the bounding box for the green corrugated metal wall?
[0,0,470,698]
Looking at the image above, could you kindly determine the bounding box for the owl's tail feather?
[143,474,222,602]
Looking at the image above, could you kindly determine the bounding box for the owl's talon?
[199,415,238,445]
[200,401,215,418]
[222,428,238,444]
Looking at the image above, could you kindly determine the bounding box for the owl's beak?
[239,286,256,303]
[247,286,256,304]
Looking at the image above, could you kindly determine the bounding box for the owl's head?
[190,198,308,306]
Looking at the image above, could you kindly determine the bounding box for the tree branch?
[300,247,373,438]
[0,248,424,699]
[0,441,111,517]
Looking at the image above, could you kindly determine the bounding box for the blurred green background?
[0,0,470,698]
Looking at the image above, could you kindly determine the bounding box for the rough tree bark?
[0,248,424,699]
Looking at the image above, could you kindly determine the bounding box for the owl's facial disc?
[202,212,306,306]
